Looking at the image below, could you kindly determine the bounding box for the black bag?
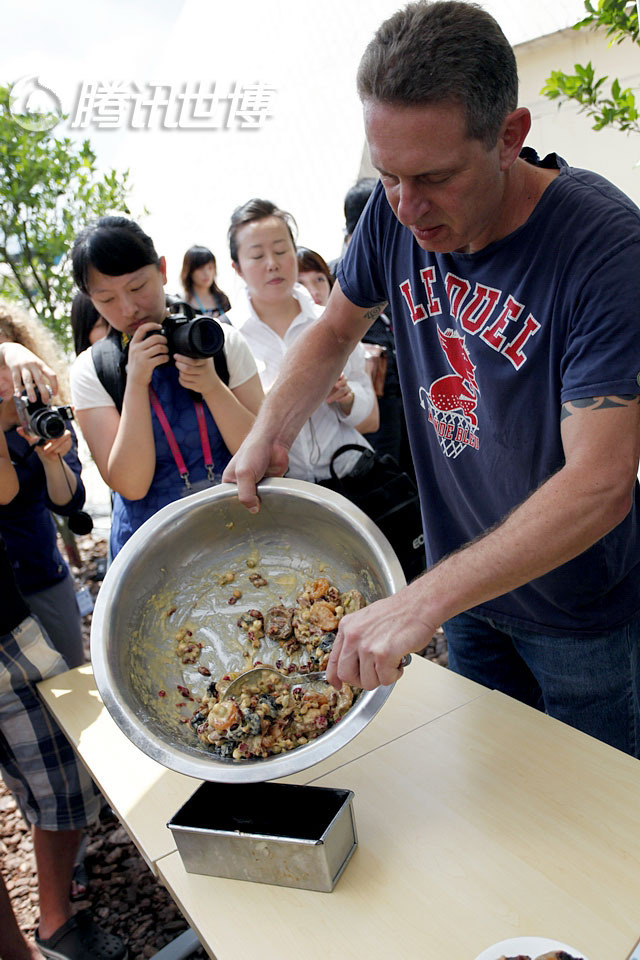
[319,444,426,582]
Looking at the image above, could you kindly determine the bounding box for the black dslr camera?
[14,386,94,535]
[14,387,74,442]
[156,299,225,360]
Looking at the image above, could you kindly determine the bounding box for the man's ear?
[232,260,243,280]
[499,108,531,171]
[158,256,168,284]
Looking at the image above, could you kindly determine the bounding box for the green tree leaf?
[541,0,640,137]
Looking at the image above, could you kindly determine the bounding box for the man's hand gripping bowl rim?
[221,434,290,514]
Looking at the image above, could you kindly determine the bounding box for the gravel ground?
[2,531,447,959]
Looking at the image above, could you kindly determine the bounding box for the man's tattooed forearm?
[560,395,640,420]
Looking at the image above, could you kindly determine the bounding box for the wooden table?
[39,659,640,960]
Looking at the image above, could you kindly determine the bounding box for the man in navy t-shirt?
[224,1,640,757]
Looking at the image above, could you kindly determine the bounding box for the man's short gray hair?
[357,0,518,147]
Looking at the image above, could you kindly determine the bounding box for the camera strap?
[148,387,215,490]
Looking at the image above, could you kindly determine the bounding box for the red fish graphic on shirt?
[429,328,479,427]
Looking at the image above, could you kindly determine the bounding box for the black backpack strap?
[213,348,229,386]
[92,333,127,413]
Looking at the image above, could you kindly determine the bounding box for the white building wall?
[516,26,640,204]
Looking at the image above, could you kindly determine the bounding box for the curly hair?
[0,301,71,402]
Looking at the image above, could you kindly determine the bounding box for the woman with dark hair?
[70,291,109,355]
[227,198,377,483]
[296,247,333,307]
[181,245,231,318]
[70,216,263,557]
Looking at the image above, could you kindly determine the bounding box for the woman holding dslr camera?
[70,216,264,558]
[0,304,87,669]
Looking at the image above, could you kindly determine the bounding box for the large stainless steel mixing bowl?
[91,478,406,783]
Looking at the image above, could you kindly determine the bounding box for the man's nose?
[396,181,430,226]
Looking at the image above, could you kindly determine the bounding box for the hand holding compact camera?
[14,386,93,535]
[0,341,58,403]
[14,386,74,443]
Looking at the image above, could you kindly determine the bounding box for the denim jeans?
[443,611,640,757]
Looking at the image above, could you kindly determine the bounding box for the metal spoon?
[223,654,412,698]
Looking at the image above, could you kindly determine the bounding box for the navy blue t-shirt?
[338,154,640,635]
[0,421,85,595]
[0,536,29,634]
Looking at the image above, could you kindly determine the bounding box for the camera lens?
[173,316,225,358]
[30,408,65,440]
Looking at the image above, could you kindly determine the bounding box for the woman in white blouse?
[226,198,378,483]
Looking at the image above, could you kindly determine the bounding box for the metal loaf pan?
[167,781,357,892]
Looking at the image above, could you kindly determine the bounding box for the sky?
[3,0,589,297]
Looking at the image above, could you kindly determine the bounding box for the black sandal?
[35,912,128,960]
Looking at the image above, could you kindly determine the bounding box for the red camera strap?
[148,387,214,490]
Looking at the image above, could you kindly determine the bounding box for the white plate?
[474,937,589,960]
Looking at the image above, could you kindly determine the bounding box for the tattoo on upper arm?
[560,395,640,421]
[362,303,387,323]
